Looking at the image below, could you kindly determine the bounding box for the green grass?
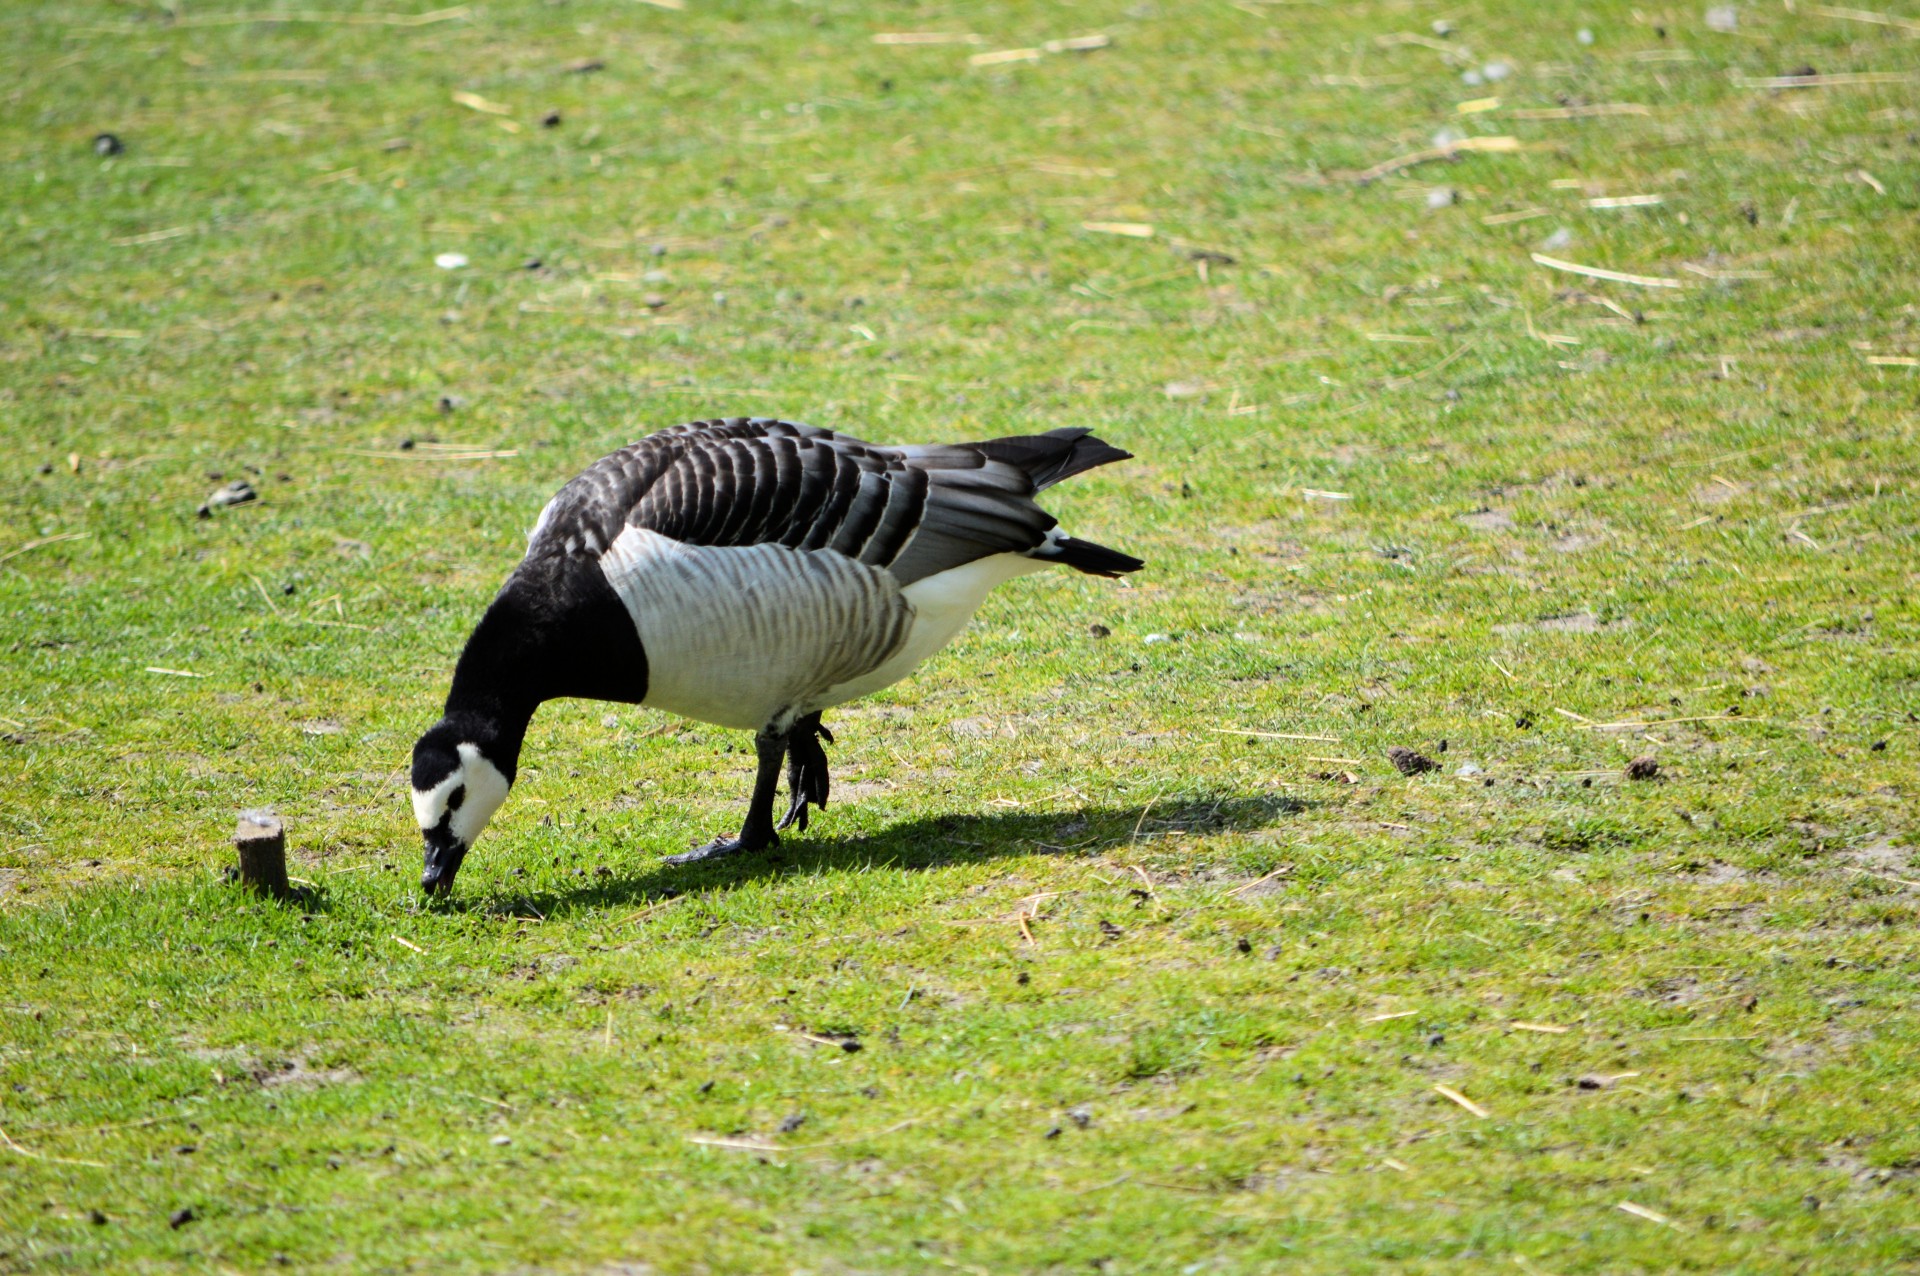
[3,0,1919,1270]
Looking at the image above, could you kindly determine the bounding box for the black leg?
[778,713,833,832]
[666,729,787,864]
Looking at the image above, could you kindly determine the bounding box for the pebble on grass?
[198,479,257,518]
[1626,756,1660,781]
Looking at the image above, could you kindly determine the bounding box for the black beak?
[421,828,467,895]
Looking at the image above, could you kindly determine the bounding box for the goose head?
[410,723,513,895]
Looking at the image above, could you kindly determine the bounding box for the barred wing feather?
[528,417,1133,585]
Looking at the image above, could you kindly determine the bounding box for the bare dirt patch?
[1844,836,1912,874]
[259,1057,361,1090]
[1692,480,1743,506]
[1494,610,1628,635]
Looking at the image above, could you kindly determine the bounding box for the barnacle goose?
[409,416,1141,894]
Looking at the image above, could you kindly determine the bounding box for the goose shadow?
[459,792,1309,919]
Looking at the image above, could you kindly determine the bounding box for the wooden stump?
[234,810,291,900]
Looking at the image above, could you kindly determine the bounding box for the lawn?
[2,0,1918,1271]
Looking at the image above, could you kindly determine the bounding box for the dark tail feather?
[1012,427,1133,490]
[907,427,1132,490]
[1042,534,1144,579]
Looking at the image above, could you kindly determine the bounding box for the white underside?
[597,527,1048,731]
[821,552,1048,704]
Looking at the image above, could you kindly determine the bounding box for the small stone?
[168,1207,195,1229]
[93,133,124,157]
[198,479,257,518]
[1088,623,1111,639]
[1705,5,1738,33]
[1483,60,1512,81]
[1455,762,1485,778]
[541,110,563,128]
[1426,187,1457,210]
[1541,227,1573,251]
[1431,18,1454,36]
[1576,26,1595,44]
[1625,756,1660,781]
[1461,68,1484,87]
[88,1209,108,1226]
[1067,1105,1094,1128]
[1143,633,1171,644]
[777,1113,806,1134]
[491,1135,511,1146]
[434,252,469,270]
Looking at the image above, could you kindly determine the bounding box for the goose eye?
[446,784,466,812]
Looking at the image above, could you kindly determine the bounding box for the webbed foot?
[778,714,833,832]
[665,828,779,865]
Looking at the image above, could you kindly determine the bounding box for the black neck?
[442,598,541,781]
[441,562,649,768]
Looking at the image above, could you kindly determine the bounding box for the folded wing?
[530,417,1134,586]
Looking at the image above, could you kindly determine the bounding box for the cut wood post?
[234,810,291,900]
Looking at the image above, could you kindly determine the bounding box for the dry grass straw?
[1433,1085,1491,1118]
[1531,254,1685,289]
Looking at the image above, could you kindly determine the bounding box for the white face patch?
[412,742,512,849]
